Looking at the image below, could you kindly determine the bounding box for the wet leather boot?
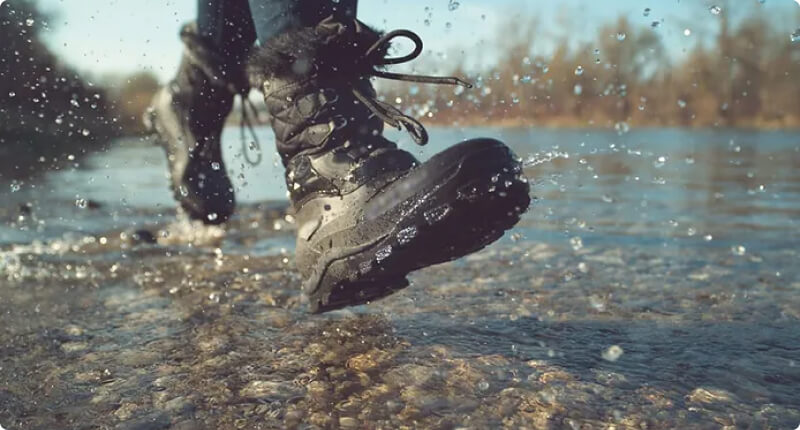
[248,17,530,312]
[145,23,242,224]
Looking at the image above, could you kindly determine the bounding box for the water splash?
[523,151,570,167]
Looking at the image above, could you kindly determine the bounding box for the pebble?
[239,380,305,401]
[687,387,735,404]
[118,412,171,430]
[538,370,574,384]
[60,341,89,353]
[339,416,359,428]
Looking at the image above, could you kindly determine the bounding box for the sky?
[28,0,800,83]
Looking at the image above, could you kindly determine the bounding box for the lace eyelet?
[331,115,348,130]
[321,88,340,105]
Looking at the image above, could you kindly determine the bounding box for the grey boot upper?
[247,17,471,207]
[146,23,244,224]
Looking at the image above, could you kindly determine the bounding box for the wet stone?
[61,341,89,353]
[239,380,305,401]
[687,387,736,404]
[339,416,359,428]
[161,396,195,415]
[118,412,171,430]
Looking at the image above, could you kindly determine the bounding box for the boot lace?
[353,28,472,146]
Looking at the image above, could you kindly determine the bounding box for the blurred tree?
[0,0,117,178]
[381,7,799,129]
[106,71,161,135]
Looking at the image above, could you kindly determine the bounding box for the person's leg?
[197,0,256,67]
[144,0,258,224]
[247,0,357,44]
[246,3,531,312]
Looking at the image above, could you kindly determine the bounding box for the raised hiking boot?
[248,18,531,313]
[144,23,242,224]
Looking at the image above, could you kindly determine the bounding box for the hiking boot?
[248,18,530,313]
[145,23,243,224]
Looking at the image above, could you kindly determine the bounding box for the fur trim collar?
[248,17,387,87]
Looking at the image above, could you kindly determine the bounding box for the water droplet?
[677,99,687,109]
[704,234,713,242]
[75,198,87,209]
[54,116,63,124]
[207,212,218,221]
[614,122,630,135]
[616,32,627,41]
[791,28,800,43]
[643,8,651,17]
[81,128,90,136]
[424,204,451,225]
[520,75,533,84]
[477,381,490,391]
[211,161,220,171]
[10,180,22,192]
[375,245,393,263]
[731,245,746,256]
[570,237,584,251]
[8,91,15,98]
[573,84,583,95]
[397,226,418,245]
[25,18,34,26]
[602,345,624,362]
[709,5,722,15]
[684,28,692,36]
[574,66,584,76]
[178,185,189,197]
[448,0,460,11]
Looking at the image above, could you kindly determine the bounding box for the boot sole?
[306,141,530,313]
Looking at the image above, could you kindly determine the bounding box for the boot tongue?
[285,141,418,204]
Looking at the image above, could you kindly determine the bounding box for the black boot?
[145,23,242,224]
[248,18,530,313]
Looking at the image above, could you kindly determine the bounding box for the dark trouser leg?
[197,0,257,65]
[247,0,358,44]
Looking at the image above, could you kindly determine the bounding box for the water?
[1,127,799,428]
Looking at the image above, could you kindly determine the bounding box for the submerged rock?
[239,381,305,401]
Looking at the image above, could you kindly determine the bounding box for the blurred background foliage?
[1,0,799,180]
[382,7,800,128]
[0,0,160,179]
